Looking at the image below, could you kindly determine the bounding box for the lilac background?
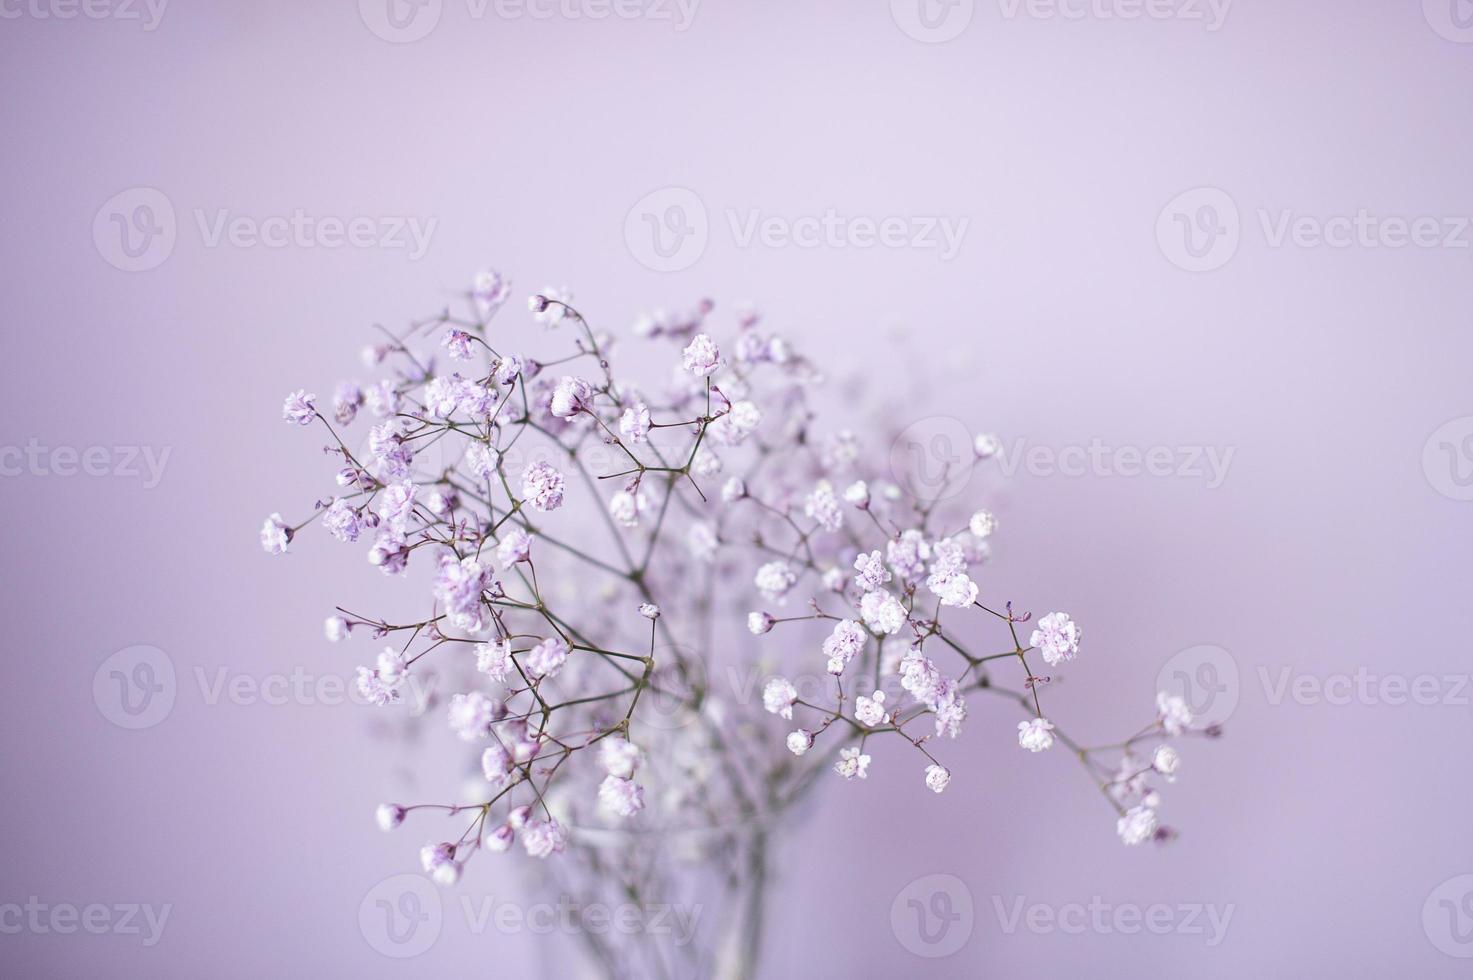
[3,0,1472,976]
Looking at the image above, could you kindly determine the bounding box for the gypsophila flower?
[481,742,514,788]
[324,616,349,643]
[969,510,997,538]
[521,461,565,512]
[550,376,594,419]
[925,765,951,794]
[282,389,316,425]
[376,481,417,537]
[853,550,891,592]
[364,379,399,418]
[609,490,648,528]
[442,329,473,361]
[854,690,888,727]
[531,286,572,327]
[763,677,797,720]
[473,268,511,315]
[928,568,978,608]
[619,403,651,443]
[682,334,720,376]
[786,730,814,755]
[521,818,568,858]
[599,738,642,778]
[887,529,931,581]
[1153,745,1180,781]
[1157,692,1193,735]
[485,825,515,852]
[493,353,524,386]
[691,447,722,478]
[834,747,871,780]
[843,480,870,509]
[754,561,797,603]
[859,590,907,635]
[333,382,362,425]
[748,611,775,635]
[434,554,493,629]
[710,400,760,445]
[974,433,1002,459]
[823,619,868,676]
[496,528,531,568]
[475,639,513,682]
[260,514,290,554]
[639,603,660,620]
[822,566,846,592]
[598,775,645,818]
[375,804,405,831]
[448,691,500,741]
[526,637,569,679]
[1030,612,1081,667]
[1018,717,1055,752]
[932,681,967,739]
[687,523,718,562]
[421,842,455,877]
[721,477,746,502]
[804,480,843,532]
[1117,805,1158,846]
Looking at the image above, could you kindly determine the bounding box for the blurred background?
[2,0,1472,975]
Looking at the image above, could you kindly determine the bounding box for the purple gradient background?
[3,1,1472,976]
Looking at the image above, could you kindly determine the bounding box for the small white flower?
[834,746,871,780]
[786,729,814,755]
[475,640,513,683]
[1153,744,1180,781]
[763,677,797,719]
[1018,717,1055,753]
[859,590,906,635]
[324,616,350,642]
[804,480,842,532]
[619,402,651,443]
[974,433,1002,459]
[855,690,888,727]
[853,550,891,592]
[924,764,951,794]
[1117,804,1158,846]
[598,775,645,818]
[521,461,565,512]
[526,637,569,679]
[754,561,797,603]
[748,611,775,635]
[638,603,660,620]
[843,480,870,509]
[682,333,720,376]
[599,739,642,778]
[260,514,290,554]
[496,528,531,568]
[375,804,405,831]
[1157,691,1193,736]
[549,376,594,419]
[1030,612,1081,667]
[968,510,997,538]
[609,490,648,528]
